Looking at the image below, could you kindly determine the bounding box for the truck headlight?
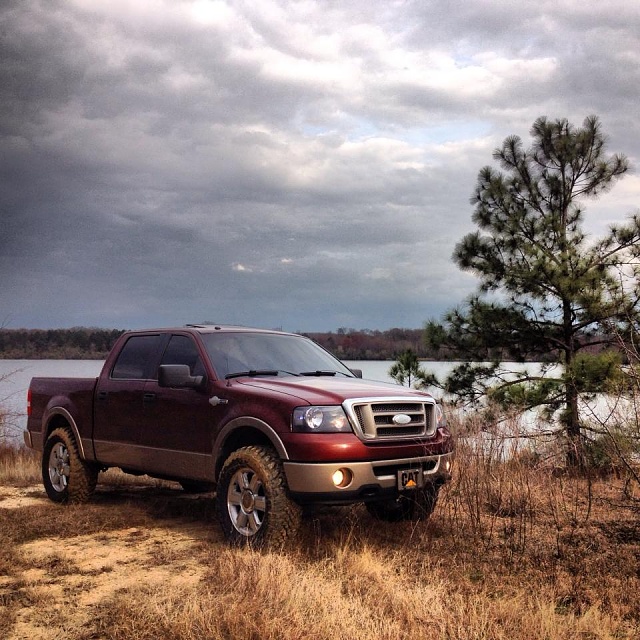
[292,406,351,433]
[435,403,446,428]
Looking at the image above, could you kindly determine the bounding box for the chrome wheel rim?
[227,467,267,537]
[48,442,70,493]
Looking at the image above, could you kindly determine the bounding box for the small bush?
[583,430,639,477]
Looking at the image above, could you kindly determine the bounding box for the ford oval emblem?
[392,413,412,425]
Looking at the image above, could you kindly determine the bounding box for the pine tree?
[426,116,640,466]
[389,349,430,388]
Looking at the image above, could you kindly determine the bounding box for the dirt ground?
[3,473,640,640]
[0,483,217,640]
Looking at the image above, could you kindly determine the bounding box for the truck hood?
[235,376,434,405]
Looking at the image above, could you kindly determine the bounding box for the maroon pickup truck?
[25,325,454,546]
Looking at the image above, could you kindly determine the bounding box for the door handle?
[143,392,157,404]
[97,391,108,401]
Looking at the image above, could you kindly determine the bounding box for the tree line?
[0,327,445,361]
[304,328,440,360]
[0,328,126,359]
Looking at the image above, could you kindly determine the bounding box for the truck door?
[138,334,215,480]
[93,333,165,469]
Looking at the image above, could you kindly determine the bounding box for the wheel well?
[216,427,276,477]
[44,413,87,461]
[46,414,71,441]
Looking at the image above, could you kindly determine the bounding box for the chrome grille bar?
[343,397,437,441]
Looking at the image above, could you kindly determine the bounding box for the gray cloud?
[1,0,639,332]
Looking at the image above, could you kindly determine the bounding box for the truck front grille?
[345,398,437,441]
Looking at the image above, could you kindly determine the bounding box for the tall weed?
[0,444,39,485]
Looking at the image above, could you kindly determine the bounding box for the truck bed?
[27,377,98,454]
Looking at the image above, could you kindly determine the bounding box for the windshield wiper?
[299,370,339,377]
[225,369,300,379]
[225,369,280,379]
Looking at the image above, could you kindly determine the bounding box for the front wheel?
[216,446,301,548]
[42,427,98,503]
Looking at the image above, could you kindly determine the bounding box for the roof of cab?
[120,325,299,337]
[186,324,294,334]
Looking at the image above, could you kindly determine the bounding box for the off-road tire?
[366,485,439,523]
[42,427,98,504]
[217,445,301,548]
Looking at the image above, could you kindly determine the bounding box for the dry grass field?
[1,437,639,640]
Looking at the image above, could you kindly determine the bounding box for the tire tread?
[217,445,301,548]
[42,427,98,504]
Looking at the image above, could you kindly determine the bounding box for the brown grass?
[1,435,639,640]
[0,444,40,486]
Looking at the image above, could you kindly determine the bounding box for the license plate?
[397,468,423,491]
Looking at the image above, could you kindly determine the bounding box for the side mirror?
[350,368,363,378]
[158,364,204,389]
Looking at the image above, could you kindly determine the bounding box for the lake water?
[0,359,462,442]
[0,358,562,444]
[0,360,106,442]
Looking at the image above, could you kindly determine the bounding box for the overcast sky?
[2,0,640,332]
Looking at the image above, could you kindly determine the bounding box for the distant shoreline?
[0,327,452,362]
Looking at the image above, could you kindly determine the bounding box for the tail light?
[27,388,32,416]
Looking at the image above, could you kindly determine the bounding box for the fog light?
[332,468,352,488]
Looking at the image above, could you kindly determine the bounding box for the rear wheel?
[366,485,439,522]
[217,445,301,547]
[42,427,98,504]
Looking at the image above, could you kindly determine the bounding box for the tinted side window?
[111,335,163,380]
[160,335,205,376]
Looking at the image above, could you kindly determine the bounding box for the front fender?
[213,417,289,476]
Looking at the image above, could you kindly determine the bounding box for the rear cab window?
[111,334,164,380]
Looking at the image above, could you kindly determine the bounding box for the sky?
[2,0,640,333]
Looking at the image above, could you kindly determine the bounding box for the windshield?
[200,332,354,380]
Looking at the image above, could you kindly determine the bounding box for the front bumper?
[283,451,454,504]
